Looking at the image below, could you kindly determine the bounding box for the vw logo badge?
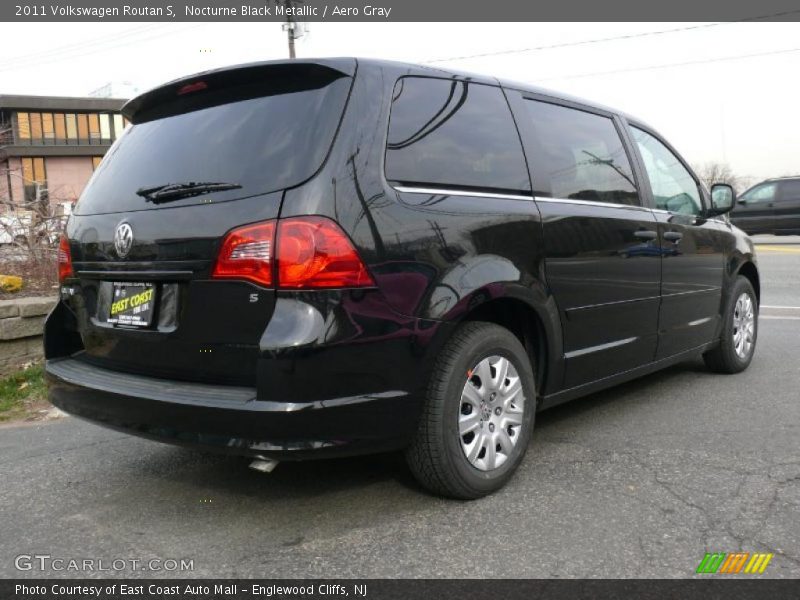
[114,222,134,258]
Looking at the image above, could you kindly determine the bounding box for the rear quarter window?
[779,179,800,201]
[385,77,530,195]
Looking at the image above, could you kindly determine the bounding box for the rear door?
[730,182,778,234]
[514,95,661,389]
[63,61,354,384]
[380,76,539,318]
[627,124,726,358]
[773,179,800,234]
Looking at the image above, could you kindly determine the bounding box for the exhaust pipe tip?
[249,458,280,473]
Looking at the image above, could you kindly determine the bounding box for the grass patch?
[0,363,49,423]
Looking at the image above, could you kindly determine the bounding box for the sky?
[0,21,798,183]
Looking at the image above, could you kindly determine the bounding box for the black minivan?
[46,58,759,499]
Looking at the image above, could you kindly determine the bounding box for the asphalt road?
[1,240,798,579]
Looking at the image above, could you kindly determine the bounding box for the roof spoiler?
[122,58,357,123]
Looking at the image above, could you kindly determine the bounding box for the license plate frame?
[108,282,156,328]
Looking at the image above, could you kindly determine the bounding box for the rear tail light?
[212,221,276,287]
[277,217,374,288]
[57,235,73,282]
[212,217,374,289]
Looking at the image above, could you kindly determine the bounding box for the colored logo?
[696,552,773,574]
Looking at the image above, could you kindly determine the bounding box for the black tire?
[703,276,758,374]
[405,321,537,499]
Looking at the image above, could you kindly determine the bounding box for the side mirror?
[709,183,735,216]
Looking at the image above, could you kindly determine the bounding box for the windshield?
[75,73,351,215]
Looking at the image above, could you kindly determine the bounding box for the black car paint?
[731,177,800,235]
[45,58,759,460]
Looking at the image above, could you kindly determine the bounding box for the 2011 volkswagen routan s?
[46,58,760,499]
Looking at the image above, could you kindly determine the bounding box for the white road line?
[760,316,800,320]
[761,305,800,310]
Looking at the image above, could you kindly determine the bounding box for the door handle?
[663,231,683,243]
[634,229,657,241]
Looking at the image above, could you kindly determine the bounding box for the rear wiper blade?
[136,181,242,204]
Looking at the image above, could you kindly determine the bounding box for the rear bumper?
[46,358,420,460]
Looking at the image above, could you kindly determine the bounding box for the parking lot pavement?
[751,235,800,246]
[1,250,798,580]
[752,237,800,308]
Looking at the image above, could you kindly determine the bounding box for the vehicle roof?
[125,56,650,127]
[353,57,648,122]
[764,175,800,182]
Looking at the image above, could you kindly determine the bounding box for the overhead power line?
[424,9,800,64]
[534,45,800,82]
[425,23,728,64]
[0,24,161,69]
[0,24,204,74]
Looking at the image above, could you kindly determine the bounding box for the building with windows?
[0,95,128,215]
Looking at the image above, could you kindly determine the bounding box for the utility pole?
[280,0,306,59]
[286,0,296,59]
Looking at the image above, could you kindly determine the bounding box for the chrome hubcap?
[732,292,755,359]
[459,355,525,471]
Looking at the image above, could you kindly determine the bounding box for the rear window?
[75,68,351,215]
[385,77,530,194]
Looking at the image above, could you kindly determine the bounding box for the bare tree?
[0,178,69,294]
[693,162,753,194]
[1,171,67,255]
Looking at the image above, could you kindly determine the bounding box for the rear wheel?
[406,322,536,499]
[703,276,758,373]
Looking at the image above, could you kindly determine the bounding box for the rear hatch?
[63,59,354,384]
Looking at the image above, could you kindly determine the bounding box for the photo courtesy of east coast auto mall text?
[0,1,798,599]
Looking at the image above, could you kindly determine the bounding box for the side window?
[631,127,702,216]
[385,77,530,194]
[740,183,777,204]
[778,180,800,201]
[524,100,639,206]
